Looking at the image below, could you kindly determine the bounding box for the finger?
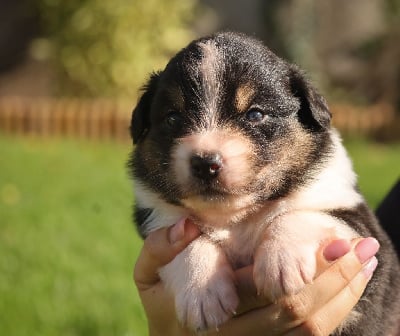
[217,237,379,335]
[134,218,201,290]
[277,237,380,328]
[285,257,378,336]
[234,239,352,315]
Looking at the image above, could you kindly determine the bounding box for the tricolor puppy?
[129,32,400,334]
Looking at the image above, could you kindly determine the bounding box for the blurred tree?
[261,0,400,109]
[35,0,199,98]
[359,0,400,110]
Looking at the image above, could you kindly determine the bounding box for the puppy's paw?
[254,239,317,300]
[175,272,239,332]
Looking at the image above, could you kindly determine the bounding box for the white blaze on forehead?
[197,41,224,130]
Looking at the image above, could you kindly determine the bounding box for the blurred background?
[0,0,399,335]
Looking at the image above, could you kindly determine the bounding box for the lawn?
[0,135,399,336]
[0,136,146,336]
[344,137,400,209]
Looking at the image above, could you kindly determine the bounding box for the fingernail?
[168,218,186,245]
[363,256,378,279]
[355,237,380,263]
[323,239,351,261]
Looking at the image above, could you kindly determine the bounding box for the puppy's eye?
[245,108,265,123]
[164,112,182,128]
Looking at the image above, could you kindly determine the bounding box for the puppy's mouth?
[180,182,258,225]
[178,172,258,216]
[183,183,231,201]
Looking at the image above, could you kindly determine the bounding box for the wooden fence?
[0,97,398,141]
[331,103,399,139]
[0,97,132,142]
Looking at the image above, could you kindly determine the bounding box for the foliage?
[35,0,199,98]
[260,0,400,107]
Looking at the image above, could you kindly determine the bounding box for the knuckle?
[335,260,353,284]
[281,294,311,321]
[133,262,140,284]
[344,281,363,303]
[133,257,147,286]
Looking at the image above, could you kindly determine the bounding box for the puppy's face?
[131,32,332,220]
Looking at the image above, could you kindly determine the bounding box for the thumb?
[134,218,201,291]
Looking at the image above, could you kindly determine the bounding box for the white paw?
[254,239,317,300]
[175,273,239,332]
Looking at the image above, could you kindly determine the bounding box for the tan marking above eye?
[235,85,255,113]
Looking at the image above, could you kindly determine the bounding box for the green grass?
[0,136,146,336]
[344,137,400,209]
[0,135,399,336]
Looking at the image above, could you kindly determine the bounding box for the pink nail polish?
[363,256,378,279]
[355,238,380,263]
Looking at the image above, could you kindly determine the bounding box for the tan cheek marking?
[235,85,255,113]
[278,126,315,167]
[257,123,315,192]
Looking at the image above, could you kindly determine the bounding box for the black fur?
[130,71,161,144]
[289,67,332,131]
[134,207,154,239]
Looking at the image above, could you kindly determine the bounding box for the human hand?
[213,237,378,335]
[134,218,201,336]
[134,219,379,336]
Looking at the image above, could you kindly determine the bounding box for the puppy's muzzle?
[190,152,223,181]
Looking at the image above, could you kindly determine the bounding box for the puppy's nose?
[190,153,222,180]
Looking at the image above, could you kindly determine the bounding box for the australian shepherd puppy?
[129,32,400,335]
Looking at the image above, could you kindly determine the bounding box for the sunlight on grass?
[0,135,398,336]
[0,137,146,336]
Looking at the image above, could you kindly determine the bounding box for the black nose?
[190,153,223,181]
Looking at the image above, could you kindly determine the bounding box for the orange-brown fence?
[0,97,398,141]
[0,97,132,142]
[331,103,399,139]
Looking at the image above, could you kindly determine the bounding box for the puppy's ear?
[289,67,331,131]
[130,71,161,144]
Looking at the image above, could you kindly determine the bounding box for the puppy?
[129,32,400,334]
